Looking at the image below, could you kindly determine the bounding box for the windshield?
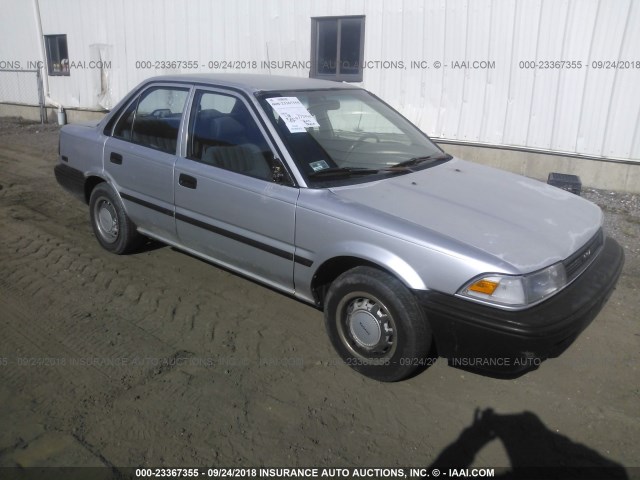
[257,89,448,184]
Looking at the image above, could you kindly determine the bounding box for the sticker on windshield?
[266,97,320,133]
[309,160,330,172]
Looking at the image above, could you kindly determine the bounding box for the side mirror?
[271,161,288,185]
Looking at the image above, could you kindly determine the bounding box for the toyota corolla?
[55,74,624,381]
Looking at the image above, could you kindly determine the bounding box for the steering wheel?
[344,133,381,161]
[151,108,171,118]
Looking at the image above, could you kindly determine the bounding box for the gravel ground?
[583,188,640,255]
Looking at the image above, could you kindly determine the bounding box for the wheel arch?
[84,175,107,204]
[310,252,427,307]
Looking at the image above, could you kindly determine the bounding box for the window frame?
[110,84,190,155]
[186,89,246,162]
[184,87,292,184]
[44,34,70,76]
[310,15,365,83]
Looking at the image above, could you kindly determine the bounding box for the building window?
[311,16,365,82]
[44,34,69,76]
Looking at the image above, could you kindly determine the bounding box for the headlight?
[459,263,567,309]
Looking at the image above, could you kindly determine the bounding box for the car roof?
[146,73,361,94]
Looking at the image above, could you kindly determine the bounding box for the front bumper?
[416,236,624,373]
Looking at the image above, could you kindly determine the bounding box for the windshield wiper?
[392,153,452,169]
[308,167,380,178]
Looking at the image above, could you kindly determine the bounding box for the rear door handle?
[110,152,123,165]
[179,173,197,189]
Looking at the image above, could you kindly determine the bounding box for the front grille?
[563,229,604,280]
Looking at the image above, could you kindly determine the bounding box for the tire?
[89,183,142,254]
[324,266,433,382]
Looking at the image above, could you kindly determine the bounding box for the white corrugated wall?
[1,0,639,162]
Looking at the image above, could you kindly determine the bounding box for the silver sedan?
[55,74,624,381]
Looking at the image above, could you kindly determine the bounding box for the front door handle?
[179,173,198,189]
[110,152,123,165]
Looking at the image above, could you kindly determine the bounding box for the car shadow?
[132,238,168,254]
[424,409,628,479]
[445,360,540,380]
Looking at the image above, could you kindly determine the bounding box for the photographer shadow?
[426,409,628,480]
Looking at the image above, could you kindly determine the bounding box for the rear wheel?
[324,266,433,382]
[89,183,142,254]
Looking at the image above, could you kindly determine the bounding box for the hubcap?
[337,293,396,360]
[349,302,382,347]
[95,198,119,243]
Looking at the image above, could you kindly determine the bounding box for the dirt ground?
[0,116,638,478]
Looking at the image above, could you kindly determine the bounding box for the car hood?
[330,158,602,272]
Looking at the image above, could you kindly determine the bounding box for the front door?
[174,89,298,291]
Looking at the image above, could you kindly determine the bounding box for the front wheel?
[324,266,433,382]
[89,183,142,254]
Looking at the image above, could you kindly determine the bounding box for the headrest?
[212,116,245,139]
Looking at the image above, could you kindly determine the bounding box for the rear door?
[103,84,190,242]
[174,88,299,291]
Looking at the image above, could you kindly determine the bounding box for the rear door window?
[113,86,189,154]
